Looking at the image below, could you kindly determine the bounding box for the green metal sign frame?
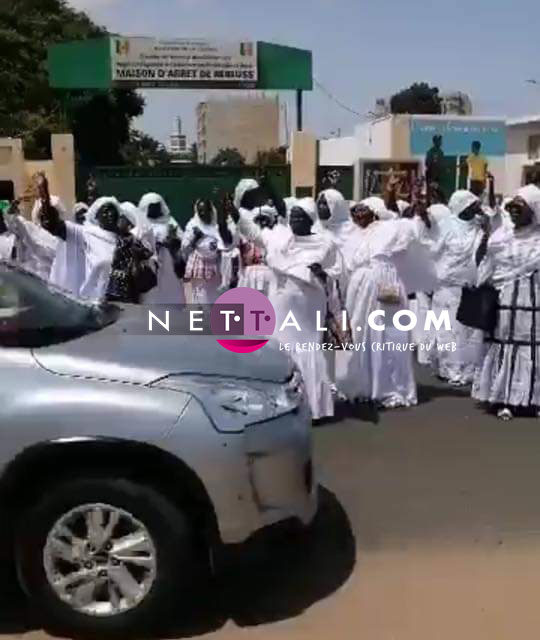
[48,37,313,92]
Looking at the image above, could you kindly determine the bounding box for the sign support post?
[296,90,303,131]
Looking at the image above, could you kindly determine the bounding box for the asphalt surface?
[4,365,540,639]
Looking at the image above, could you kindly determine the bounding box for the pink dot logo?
[211,288,276,353]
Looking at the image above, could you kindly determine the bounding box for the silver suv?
[0,262,316,637]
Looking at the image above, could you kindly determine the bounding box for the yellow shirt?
[467,154,488,182]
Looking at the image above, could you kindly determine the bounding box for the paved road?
[4,367,540,639]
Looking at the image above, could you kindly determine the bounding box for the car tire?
[15,476,208,638]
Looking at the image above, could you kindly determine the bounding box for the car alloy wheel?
[43,503,157,617]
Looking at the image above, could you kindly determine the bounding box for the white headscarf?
[84,196,124,228]
[432,190,482,287]
[234,178,259,211]
[258,205,278,224]
[191,199,218,228]
[138,193,180,243]
[360,196,398,221]
[116,201,138,228]
[283,197,296,216]
[517,184,540,224]
[294,197,318,222]
[316,188,355,245]
[139,192,172,224]
[428,203,451,224]
[448,190,479,217]
[479,184,540,285]
[121,201,155,252]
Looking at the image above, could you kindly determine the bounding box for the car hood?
[32,305,292,385]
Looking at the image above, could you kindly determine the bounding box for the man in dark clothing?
[425,135,445,186]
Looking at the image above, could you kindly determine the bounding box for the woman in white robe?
[473,184,540,419]
[238,198,335,420]
[237,205,278,296]
[315,189,352,393]
[340,201,436,408]
[138,193,185,304]
[407,204,449,363]
[430,190,485,386]
[183,199,233,304]
[44,196,149,303]
[234,179,277,295]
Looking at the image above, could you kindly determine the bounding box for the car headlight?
[153,370,304,432]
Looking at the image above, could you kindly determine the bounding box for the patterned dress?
[106,236,153,304]
[473,270,540,407]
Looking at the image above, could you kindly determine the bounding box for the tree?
[0,0,144,163]
[210,147,246,167]
[120,129,171,167]
[390,83,442,115]
[255,146,287,166]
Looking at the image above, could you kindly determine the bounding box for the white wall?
[505,122,540,194]
[355,117,394,158]
[318,118,395,167]
[318,136,357,165]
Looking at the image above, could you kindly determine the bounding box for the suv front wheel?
[16,476,206,638]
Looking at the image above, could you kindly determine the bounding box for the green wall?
[81,165,291,226]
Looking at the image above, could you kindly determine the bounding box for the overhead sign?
[110,37,258,88]
[410,118,507,156]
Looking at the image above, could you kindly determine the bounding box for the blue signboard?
[410,118,507,156]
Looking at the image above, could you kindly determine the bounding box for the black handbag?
[457,284,499,333]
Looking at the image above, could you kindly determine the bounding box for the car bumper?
[237,402,317,539]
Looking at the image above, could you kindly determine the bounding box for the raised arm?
[35,173,66,240]
[237,208,266,249]
[39,204,66,241]
[384,172,401,215]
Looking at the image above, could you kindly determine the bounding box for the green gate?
[78,165,291,226]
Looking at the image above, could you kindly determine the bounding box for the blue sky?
[69,0,540,145]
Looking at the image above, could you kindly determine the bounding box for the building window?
[528,134,540,160]
[0,181,14,201]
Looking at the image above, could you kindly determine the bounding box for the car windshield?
[0,261,118,347]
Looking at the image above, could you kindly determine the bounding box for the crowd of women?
[1,172,540,423]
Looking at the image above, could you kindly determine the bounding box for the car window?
[0,264,117,347]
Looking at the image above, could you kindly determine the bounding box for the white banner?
[111,37,258,87]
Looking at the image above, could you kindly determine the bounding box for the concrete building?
[506,115,540,190]
[168,117,188,156]
[318,114,538,199]
[440,92,473,116]
[197,95,280,164]
[0,134,76,216]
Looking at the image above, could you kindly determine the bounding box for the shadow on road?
[162,486,356,638]
[417,382,471,405]
[0,564,36,635]
[0,487,355,639]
